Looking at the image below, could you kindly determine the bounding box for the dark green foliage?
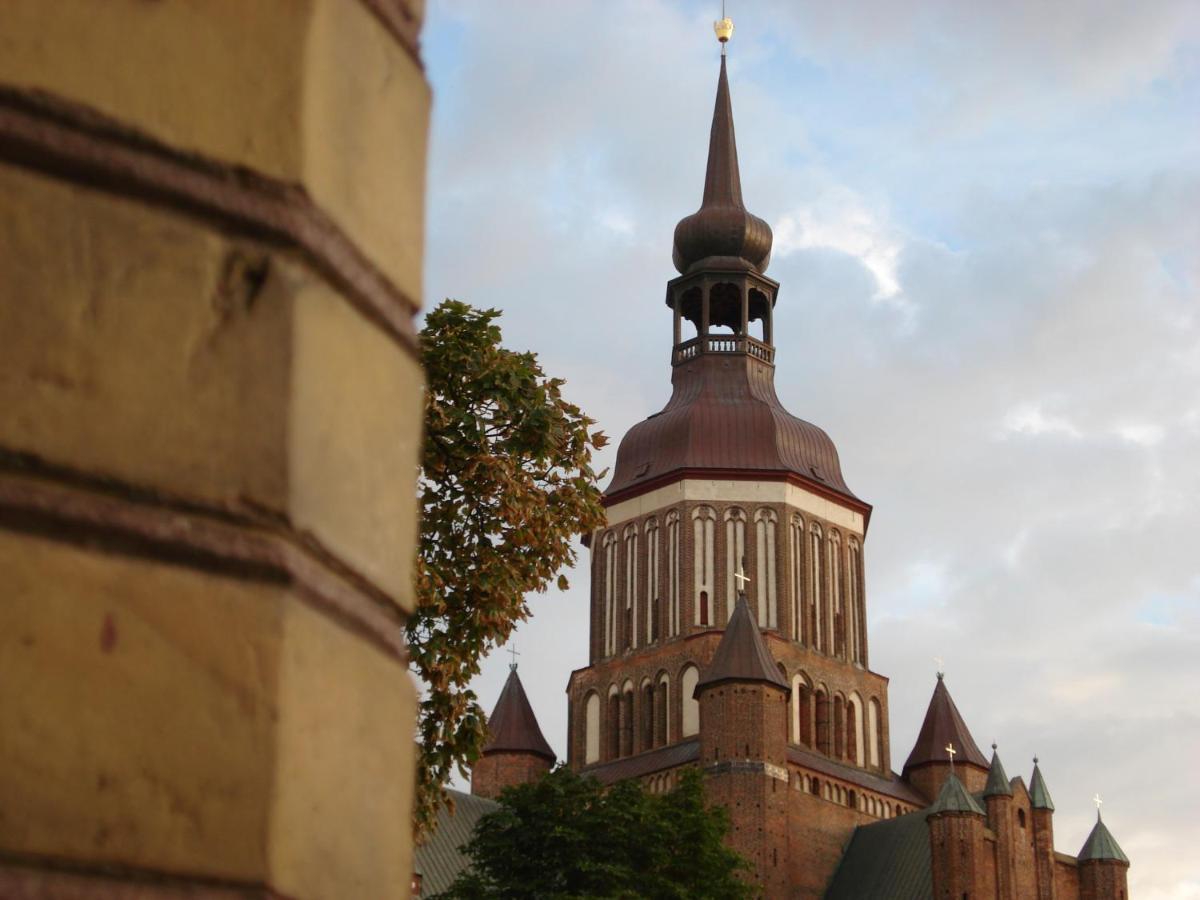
[435,767,756,899]
[412,301,608,837]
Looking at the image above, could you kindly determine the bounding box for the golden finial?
[714,16,734,45]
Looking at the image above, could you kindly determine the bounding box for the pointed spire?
[1078,811,1129,863]
[481,667,555,762]
[1029,758,1055,810]
[929,771,986,816]
[984,744,1013,798]
[672,56,773,274]
[696,594,789,693]
[902,675,989,775]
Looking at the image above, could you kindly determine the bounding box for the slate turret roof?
[902,674,988,775]
[1078,813,1129,863]
[929,772,986,816]
[983,746,1013,798]
[480,667,555,762]
[696,594,789,693]
[1029,759,1055,810]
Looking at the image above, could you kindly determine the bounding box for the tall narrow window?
[848,692,865,767]
[790,515,805,643]
[623,524,639,651]
[790,672,811,745]
[830,531,844,659]
[724,507,747,619]
[607,686,620,760]
[868,697,882,769]
[645,518,659,645]
[833,695,846,759]
[584,692,600,764]
[603,532,617,657]
[692,507,715,626]
[621,681,635,757]
[666,511,681,636]
[656,674,670,745]
[815,687,830,755]
[810,523,825,653]
[754,508,778,628]
[681,665,700,736]
[849,538,865,665]
[641,679,655,753]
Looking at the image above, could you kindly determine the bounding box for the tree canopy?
[412,300,607,836]
[434,767,756,899]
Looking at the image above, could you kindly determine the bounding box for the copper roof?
[605,353,860,503]
[696,594,789,692]
[1078,814,1129,863]
[672,56,772,275]
[928,772,986,816]
[901,674,988,775]
[412,789,499,895]
[1029,761,1055,810]
[480,667,555,762]
[983,747,1013,797]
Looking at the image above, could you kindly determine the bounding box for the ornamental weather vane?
[714,2,733,54]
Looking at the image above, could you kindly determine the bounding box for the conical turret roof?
[984,746,1013,797]
[929,771,986,816]
[696,594,789,693]
[1079,813,1129,863]
[672,55,773,275]
[902,674,988,775]
[481,667,555,762]
[1030,760,1055,810]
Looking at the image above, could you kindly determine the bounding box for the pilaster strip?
[0,86,419,359]
[0,461,407,661]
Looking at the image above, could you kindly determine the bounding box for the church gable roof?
[1078,814,1129,863]
[696,595,789,692]
[481,667,555,762]
[902,674,988,774]
[825,809,933,900]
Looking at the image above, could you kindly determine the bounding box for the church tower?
[471,665,555,799]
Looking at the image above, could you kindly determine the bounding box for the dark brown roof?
[787,745,926,806]
[696,595,789,692]
[480,667,555,762]
[672,56,772,276]
[605,353,861,503]
[582,738,701,785]
[901,674,988,775]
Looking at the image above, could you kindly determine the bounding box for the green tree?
[413,300,607,837]
[435,767,756,899]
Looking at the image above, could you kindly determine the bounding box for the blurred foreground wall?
[0,2,428,897]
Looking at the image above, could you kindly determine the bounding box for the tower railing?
[672,334,775,365]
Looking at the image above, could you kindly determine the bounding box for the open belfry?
[469,19,1132,900]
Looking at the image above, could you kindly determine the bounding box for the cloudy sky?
[421,3,1200,896]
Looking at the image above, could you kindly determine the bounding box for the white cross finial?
[1093,793,1103,817]
[946,742,957,774]
[934,656,945,676]
[507,645,521,671]
[733,560,751,592]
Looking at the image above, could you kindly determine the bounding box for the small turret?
[1029,758,1058,900]
[927,771,987,900]
[984,744,1017,900]
[470,666,555,799]
[1078,803,1130,900]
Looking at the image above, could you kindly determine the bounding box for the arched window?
[622,525,639,651]
[754,508,779,628]
[830,530,845,659]
[810,523,825,652]
[602,532,617,656]
[868,698,882,769]
[645,518,660,645]
[656,673,670,746]
[847,692,865,767]
[789,514,805,643]
[1017,809,1026,829]
[584,692,601,764]
[791,672,812,747]
[815,687,830,755]
[680,665,700,736]
[692,507,715,626]
[620,680,635,757]
[640,678,655,753]
[606,685,620,760]
[849,538,865,664]
[724,507,747,619]
[833,694,846,759]
[666,511,681,637]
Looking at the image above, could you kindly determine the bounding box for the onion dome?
[929,772,986,816]
[983,744,1013,797]
[696,594,789,693]
[480,667,555,762]
[1029,759,1055,810]
[902,674,989,776]
[672,56,773,275]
